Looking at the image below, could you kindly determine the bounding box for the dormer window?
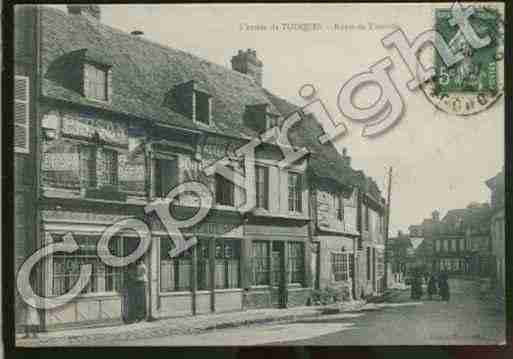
[84,63,109,102]
[194,90,212,125]
[245,104,279,133]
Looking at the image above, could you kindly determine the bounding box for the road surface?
[114,278,505,346]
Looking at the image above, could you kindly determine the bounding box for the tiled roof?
[40,7,277,139]
[39,6,381,194]
[264,90,365,189]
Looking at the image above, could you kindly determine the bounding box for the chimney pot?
[231,49,263,86]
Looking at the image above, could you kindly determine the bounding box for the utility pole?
[383,166,393,291]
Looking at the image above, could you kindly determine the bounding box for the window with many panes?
[287,242,304,284]
[160,239,193,292]
[215,173,234,206]
[103,149,118,186]
[252,241,270,285]
[215,240,240,289]
[255,165,269,210]
[52,234,124,295]
[332,252,349,281]
[85,64,108,101]
[288,172,302,213]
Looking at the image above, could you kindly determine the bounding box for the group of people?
[410,270,450,301]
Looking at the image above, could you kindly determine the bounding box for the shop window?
[215,173,234,206]
[332,252,349,282]
[288,172,303,213]
[52,234,123,296]
[197,239,210,290]
[255,165,269,210]
[252,241,270,285]
[160,238,193,292]
[215,240,241,289]
[287,242,304,284]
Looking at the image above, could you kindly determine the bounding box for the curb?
[18,302,367,346]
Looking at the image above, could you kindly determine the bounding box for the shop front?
[40,207,145,329]
[242,219,312,309]
[151,209,245,319]
[317,235,357,301]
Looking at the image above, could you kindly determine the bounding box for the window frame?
[215,173,235,207]
[252,241,270,286]
[288,172,303,213]
[255,165,269,210]
[103,148,119,187]
[331,252,350,282]
[215,239,241,289]
[193,90,212,126]
[287,242,304,285]
[51,234,126,297]
[14,75,30,154]
[334,193,344,221]
[85,63,109,102]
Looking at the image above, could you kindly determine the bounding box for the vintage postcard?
[9,2,505,348]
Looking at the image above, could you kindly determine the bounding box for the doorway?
[270,242,287,308]
[121,237,148,323]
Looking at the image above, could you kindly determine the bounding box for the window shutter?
[14,76,30,153]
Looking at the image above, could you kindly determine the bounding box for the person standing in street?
[427,273,438,300]
[411,270,423,300]
[22,296,40,338]
[439,271,450,301]
[135,259,148,322]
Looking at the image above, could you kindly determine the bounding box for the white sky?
[47,4,504,235]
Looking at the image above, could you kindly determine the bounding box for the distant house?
[486,168,505,299]
[407,205,493,276]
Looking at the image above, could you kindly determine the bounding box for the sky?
[47,4,504,235]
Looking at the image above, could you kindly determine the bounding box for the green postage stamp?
[421,6,504,115]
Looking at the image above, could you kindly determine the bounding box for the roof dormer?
[46,48,113,103]
[166,80,212,126]
[244,103,280,133]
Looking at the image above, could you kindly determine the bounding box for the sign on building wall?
[61,110,128,147]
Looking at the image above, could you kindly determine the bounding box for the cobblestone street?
[114,278,505,346]
[18,277,504,347]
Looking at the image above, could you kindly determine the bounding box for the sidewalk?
[17,301,365,347]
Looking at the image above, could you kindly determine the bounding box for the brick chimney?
[231,49,263,86]
[342,147,351,167]
[432,210,440,222]
[67,5,101,21]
